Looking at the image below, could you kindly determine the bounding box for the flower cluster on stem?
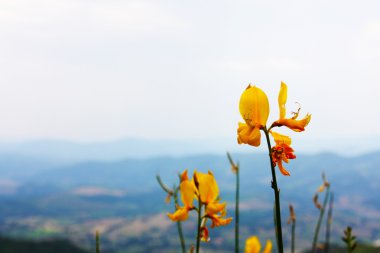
[237,81,311,253]
[167,170,232,252]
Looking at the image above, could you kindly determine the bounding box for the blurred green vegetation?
[303,244,380,253]
[0,236,89,253]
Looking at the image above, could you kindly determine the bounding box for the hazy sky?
[0,0,379,144]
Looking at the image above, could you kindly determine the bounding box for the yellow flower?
[205,201,232,228]
[238,85,270,146]
[245,236,272,253]
[167,170,195,221]
[272,81,311,132]
[168,169,232,239]
[193,171,219,204]
[270,131,296,176]
[193,171,232,228]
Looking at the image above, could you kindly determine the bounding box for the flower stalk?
[95,230,100,253]
[325,192,334,253]
[196,201,202,253]
[312,185,330,253]
[156,174,186,253]
[291,214,296,253]
[263,127,284,253]
[237,82,311,253]
[173,184,186,253]
[288,204,296,253]
[227,152,240,253]
[156,174,173,194]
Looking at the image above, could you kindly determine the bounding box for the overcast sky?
[0,0,379,147]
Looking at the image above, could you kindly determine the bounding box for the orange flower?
[209,214,233,228]
[271,81,311,132]
[237,85,269,146]
[200,226,210,242]
[271,131,296,176]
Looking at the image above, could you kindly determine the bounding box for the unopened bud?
[287,204,296,224]
[322,172,330,188]
[313,194,322,209]
[165,193,172,204]
[227,152,239,174]
[200,226,210,242]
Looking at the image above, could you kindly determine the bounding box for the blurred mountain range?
[0,135,379,163]
[0,146,379,252]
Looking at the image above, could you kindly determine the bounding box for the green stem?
[156,175,186,253]
[156,175,173,194]
[291,220,296,253]
[173,186,186,253]
[235,163,240,253]
[196,201,202,253]
[95,230,100,253]
[263,127,284,253]
[325,192,334,253]
[312,186,330,253]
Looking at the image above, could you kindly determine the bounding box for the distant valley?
[0,150,380,252]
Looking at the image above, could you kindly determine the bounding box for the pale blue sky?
[0,0,379,149]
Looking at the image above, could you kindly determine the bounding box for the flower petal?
[237,123,261,146]
[180,170,189,182]
[278,81,288,120]
[277,160,290,176]
[210,215,232,228]
[245,236,261,253]
[167,207,189,221]
[180,180,195,208]
[263,240,272,253]
[206,201,226,216]
[200,226,210,242]
[194,171,219,204]
[237,122,251,144]
[239,85,269,127]
[270,131,291,145]
[275,114,311,132]
[272,81,311,132]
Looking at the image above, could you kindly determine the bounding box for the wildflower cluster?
[158,81,317,253]
[167,170,232,243]
[237,81,311,253]
[238,81,311,175]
